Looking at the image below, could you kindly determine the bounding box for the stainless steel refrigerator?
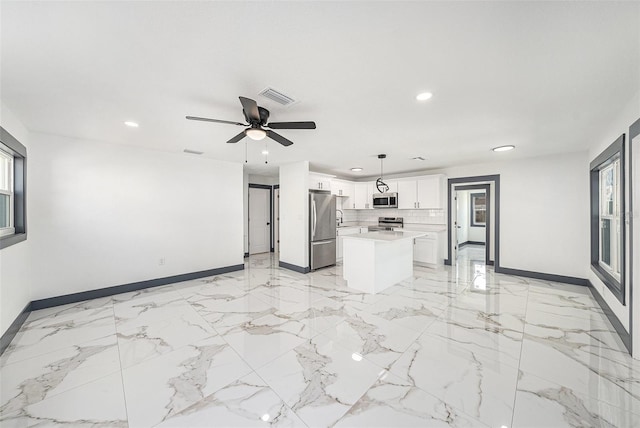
[309,190,336,270]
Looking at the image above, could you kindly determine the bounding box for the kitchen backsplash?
[337,199,445,224]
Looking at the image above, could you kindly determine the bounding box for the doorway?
[248,185,272,255]
[274,186,280,254]
[446,175,500,268]
[453,185,490,265]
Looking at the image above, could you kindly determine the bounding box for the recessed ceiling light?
[350,167,363,172]
[261,150,269,155]
[124,121,139,128]
[351,353,363,362]
[416,92,433,101]
[492,145,515,152]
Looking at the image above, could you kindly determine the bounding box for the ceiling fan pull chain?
[245,140,248,163]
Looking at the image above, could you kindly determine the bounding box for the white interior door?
[456,191,463,250]
[451,188,458,264]
[249,187,270,254]
[274,188,280,254]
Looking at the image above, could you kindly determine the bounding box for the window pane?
[0,194,9,228]
[601,218,611,266]
[600,165,615,216]
[0,153,10,192]
[475,209,486,224]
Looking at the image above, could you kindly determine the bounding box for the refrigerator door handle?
[311,200,317,239]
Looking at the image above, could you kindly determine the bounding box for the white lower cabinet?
[337,227,363,260]
[413,232,444,267]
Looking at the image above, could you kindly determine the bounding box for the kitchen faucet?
[336,209,344,225]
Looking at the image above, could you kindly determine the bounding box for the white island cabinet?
[342,230,427,293]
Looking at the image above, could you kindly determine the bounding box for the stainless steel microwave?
[372,192,398,208]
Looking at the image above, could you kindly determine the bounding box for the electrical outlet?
[159,257,166,266]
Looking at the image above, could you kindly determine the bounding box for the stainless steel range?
[368,217,403,231]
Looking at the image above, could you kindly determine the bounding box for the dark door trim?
[446,175,500,269]
[453,183,491,265]
[628,116,640,355]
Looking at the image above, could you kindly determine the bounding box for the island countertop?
[342,230,427,242]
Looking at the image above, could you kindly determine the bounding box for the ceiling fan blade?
[226,131,246,144]
[239,96,260,122]
[267,121,316,130]
[266,130,293,147]
[186,116,246,126]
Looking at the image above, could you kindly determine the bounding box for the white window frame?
[590,133,625,305]
[598,158,621,280]
[0,148,15,237]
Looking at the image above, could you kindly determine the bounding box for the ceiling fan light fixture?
[246,128,267,140]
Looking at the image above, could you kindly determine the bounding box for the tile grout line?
[510,277,531,428]
[112,302,131,428]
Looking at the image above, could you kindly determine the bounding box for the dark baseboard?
[279,261,310,274]
[495,266,588,286]
[587,280,631,353]
[0,302,32,355]
[244,252,249,258]
[486,260,494,266]
[30,264,245,311]
[459,241,485,248]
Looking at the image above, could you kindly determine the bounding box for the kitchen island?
[342,230,427,294]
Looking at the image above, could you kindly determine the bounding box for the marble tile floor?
[1,253,639,427]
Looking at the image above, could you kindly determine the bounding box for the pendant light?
[376,154,389,193]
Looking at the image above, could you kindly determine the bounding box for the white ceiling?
[2,1,639,178]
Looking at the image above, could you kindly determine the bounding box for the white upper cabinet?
[397,180,417,209]
[353,182,374,209]
[397,174,445,209]
[416,175,443,209]
[331,179,354,198]
[309,172,332,191]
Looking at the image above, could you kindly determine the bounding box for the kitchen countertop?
[336,222,446,232]
[336,222,375,229]
[341,230,428,242]
[400,223,447,232]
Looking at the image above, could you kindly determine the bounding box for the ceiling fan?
[186,96,316,146]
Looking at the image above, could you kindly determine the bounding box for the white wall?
[587,91,640,335]
[0,102,31,336]
[279,161,309,269]
[438,152,589,277]
[249,174,278,186]
[27,133,244,300]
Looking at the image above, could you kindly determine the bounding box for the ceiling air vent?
[184,149,204,155]
[258,87,297,106]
